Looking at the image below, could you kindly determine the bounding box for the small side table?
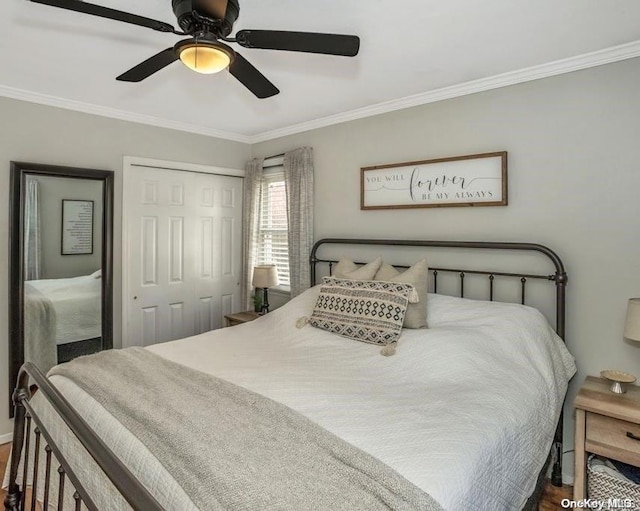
[224,311,260,327]
[574,375,640,500]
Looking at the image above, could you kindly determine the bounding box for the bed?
[4,239,576,511]
[25,272,102,345]
[22,272,102,373]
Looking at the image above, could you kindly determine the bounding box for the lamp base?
[260,287,270,315]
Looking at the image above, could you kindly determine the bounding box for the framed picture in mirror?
[61,199,95,255]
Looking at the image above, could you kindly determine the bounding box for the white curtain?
[242,158,264,309]
[24,176,42,281]
[283,147,314,298]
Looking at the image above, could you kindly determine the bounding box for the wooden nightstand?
[574,376,640,499]
[224,311,260,327]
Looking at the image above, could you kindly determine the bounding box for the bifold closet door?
[124,166,242,347]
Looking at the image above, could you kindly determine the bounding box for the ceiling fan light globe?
[179,45,232,74]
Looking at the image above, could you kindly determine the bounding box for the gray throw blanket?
[50,348,443,511]
[24,283,57,374]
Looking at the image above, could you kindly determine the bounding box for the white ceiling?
[2,0,640,143]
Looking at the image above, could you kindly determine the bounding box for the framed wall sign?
[361,151,508,210]
[61,199,94,255]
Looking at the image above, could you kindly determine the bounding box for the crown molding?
[249,39,640,144]
[1,40,639,146]
[0,85,252,144]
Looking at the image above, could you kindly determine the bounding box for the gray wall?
[0,96,251,439]
[34,175,103,279]
[252,57,640,481]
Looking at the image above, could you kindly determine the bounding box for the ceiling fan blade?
[229,53,279,99]
[116,49,178,82]
[236,30,360,57]
[193,0,228,19]
[29,0,176,33]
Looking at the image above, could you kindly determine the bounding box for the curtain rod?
[263,153,285,170]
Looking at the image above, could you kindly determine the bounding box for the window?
[256,170,290,288]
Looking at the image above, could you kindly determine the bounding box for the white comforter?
[15,287,576,510]
[26,274,101,344]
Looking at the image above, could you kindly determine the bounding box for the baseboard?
[0,432,13,445]
[562,450,575,486]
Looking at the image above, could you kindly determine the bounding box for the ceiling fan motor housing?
[172,0,240,37]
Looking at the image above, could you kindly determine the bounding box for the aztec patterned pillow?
[309,277,418,347]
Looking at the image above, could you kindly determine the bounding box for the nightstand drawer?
[586,412,640,465]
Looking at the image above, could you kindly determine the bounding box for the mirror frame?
[9,162,114,414]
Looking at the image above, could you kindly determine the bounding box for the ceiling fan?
[29,0,361,98]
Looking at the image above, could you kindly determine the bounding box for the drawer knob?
[626,432,640,442]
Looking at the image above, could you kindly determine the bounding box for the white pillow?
[333,257,382,280]
[374,258,428,329]
[90,269,102,279]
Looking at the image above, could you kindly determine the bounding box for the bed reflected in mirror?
[9,162,113,414]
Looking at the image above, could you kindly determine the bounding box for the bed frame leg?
[3,490,20,511]
[4,372,30,511]
[551,441,562,486]
[551,411,563,487]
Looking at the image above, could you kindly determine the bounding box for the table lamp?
[601,298,640,394]
[252,265,279,315]
[625,298,640,343]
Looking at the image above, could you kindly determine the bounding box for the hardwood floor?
[539,480,573,510]
[1,442,11,505]
[1,442,41,510]
[0,441,572,510]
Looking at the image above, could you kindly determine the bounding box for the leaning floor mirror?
[8,162,113,413]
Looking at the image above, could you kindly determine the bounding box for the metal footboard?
[3,362,163,511]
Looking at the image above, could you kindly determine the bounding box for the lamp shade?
[252,265,279,288]
[624,298,640,342]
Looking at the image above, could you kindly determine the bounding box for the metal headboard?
[310,238,568,486]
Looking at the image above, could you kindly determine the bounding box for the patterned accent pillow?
[309,277,416,346]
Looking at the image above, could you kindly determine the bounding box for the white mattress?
[26,274,101,344]
[13,287,575,510]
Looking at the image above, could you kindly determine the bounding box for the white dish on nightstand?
[601,370,637,394]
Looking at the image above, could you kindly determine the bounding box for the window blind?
[257,171,290,287]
